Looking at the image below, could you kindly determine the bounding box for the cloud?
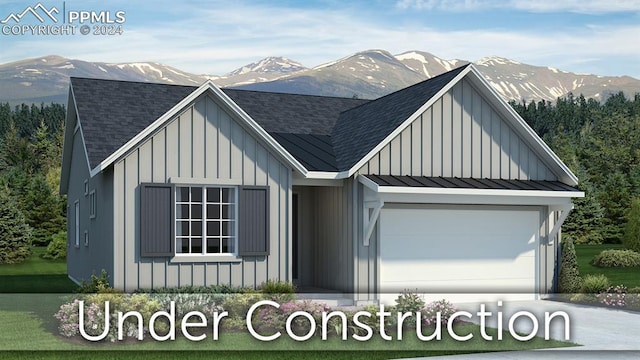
[1,0,638,78]
[396,0,640,14]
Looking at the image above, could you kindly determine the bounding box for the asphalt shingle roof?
[72,78,195,168]
[331,64,469,170]
[71,65,468,172]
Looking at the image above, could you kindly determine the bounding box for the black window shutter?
[140,183,174,257]
[238,186,269,256]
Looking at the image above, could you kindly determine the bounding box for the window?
[84,180,89,196]
[89,190,97,219]
[175,186,236,255]
[74,201,80,248]
[84,231,89,246]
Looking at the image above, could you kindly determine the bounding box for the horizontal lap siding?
[359,79,556,181]
[113,94,290,291]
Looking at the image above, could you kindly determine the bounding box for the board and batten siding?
[358,78,556,181]
[294,183,354,292]
[112,94,291,291]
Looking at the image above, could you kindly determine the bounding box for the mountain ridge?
[1,51,638,106]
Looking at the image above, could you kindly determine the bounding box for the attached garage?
[379,206,539,303]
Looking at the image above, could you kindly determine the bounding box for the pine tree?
[22,174,64,246]
[558,237,582,293]
[0,186,32,264]
[623,198,640,253]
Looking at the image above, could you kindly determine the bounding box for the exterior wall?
[112,94,291,291]
[294,182,353,292]
[539,208,560,294]
[66,118,114,284]
[358,78,556,181]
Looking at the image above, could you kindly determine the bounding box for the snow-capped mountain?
[0,55,209,105]
[214,56,307,86]
[1,52,639,106]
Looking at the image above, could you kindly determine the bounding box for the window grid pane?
[175,186,236,255]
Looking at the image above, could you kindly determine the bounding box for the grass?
[0,247,575,359]
[575,244,640,288]
[0,247,76,293]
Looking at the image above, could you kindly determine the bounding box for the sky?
[0,0,639,78]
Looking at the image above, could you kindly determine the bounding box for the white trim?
[74,200,80,248]
[548,203,574,243]
[375,186,584,199]
[88,81,309,178]
[363,200,384,246]
[292,177,344,187]
[170,255,242,263]
[169,177,240,186]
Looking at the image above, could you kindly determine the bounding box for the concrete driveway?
[398,299,640,360]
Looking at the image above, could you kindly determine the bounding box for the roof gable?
[66,65,577,186]
[331,65,469,171]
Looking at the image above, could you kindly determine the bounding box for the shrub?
[395,290,425,314]
[623,198,640,252]
[55,293,163,341]
[591,249,640,267]
[76,270,111,293]
[42,231,66,260]
[259,280,296,302]
[596,285,626,307]
[256,300,330,336]
[581,274,610,294]
[422,299,458,327]
[221,293,265,319]
[558,237,582,293]
[0,187,32,264]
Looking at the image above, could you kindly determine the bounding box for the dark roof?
[71,65,467,171]
[72,78,195,168]
[364,174,581,192]
[332,64,469,170]
[223,89,369,135]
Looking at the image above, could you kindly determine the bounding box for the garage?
[379,206,540,304]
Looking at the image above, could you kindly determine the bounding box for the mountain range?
[1,50,639,106]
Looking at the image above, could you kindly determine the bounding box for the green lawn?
[0,247,76,293]
[575,244,640,288]
[0,247,575,359]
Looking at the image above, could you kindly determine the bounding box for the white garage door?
[379,207,539,304]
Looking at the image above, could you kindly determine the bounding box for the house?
[60,64,583,303]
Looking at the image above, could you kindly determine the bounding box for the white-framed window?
[89,190,96,219]
[175,186,237,255]
[84,231,89,246]
[74,201,80,248]
[84,180,89,196]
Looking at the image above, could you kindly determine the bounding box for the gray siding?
[66,106,114,284]
[113,94,291,291]
[359,78,556,181]
[294,183,353,292]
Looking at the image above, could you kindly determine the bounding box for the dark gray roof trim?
[364,174,581,192]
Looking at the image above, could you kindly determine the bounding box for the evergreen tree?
[558,237,582,293]
[0,186,32,264]
[22,174,64,246]
[623,198,640,253]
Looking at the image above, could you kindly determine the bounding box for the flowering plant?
[597,285,627,307]
[421,299,458,327]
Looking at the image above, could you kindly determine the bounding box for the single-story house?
[60,64,583,303]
